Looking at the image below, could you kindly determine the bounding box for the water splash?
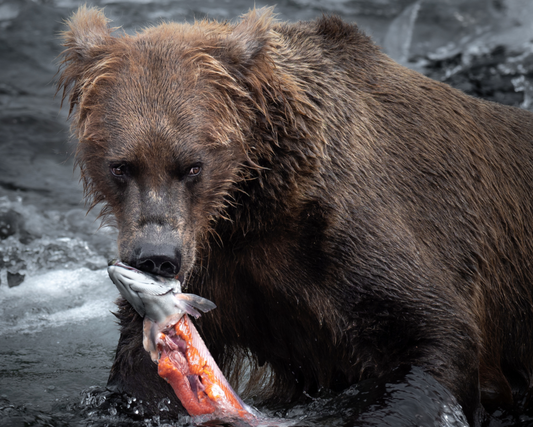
[0,196,116,288]
[0,268,117,335]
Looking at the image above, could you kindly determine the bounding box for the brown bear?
[58,6,533,426]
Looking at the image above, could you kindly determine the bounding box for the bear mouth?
[175,272,186,288]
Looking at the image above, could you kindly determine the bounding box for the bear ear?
[222,7,276,70]
[61,5,114,60]
[57,6,116,115]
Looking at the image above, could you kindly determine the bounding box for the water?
[1,0,533,425]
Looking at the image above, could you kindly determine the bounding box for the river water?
[0,0,532,426]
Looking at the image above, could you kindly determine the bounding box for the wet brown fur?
[58,6,533,425]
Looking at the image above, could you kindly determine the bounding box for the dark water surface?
[1,0,533,426]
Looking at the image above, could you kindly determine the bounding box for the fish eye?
[188,164,202,177]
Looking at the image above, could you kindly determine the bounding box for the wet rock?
[511,75,533,110]
[422,44,533,110]
[7,271,24,288]
[0,247,27,285]
[0,208,33,243]
[0,209,21,239]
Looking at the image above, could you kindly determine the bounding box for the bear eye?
[110,163,129,178]
[188,164,202,177]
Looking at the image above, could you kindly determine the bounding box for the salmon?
[107,260,257,423]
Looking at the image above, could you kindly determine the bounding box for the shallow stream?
[1,0,533,425]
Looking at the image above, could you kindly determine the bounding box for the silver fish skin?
[107,260,216,361]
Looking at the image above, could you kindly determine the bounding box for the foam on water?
[0,195,117,287]
[0,195,120,334]
[0,268,118,335]
[0,269,121,425]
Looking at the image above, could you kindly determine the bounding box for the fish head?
[107,261,216,325]
[108,260,180,322]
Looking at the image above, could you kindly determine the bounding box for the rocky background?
[0,1,532,426]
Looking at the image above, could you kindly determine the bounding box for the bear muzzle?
[130,242,182,278]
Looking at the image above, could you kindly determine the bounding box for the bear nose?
[130,244,181,278]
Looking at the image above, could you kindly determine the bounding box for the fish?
[107,260,257,423]
[107,260,216,361]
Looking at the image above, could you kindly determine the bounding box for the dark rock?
[0,209,21,239]
[422,45,532,109]
[7,271,24,287]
